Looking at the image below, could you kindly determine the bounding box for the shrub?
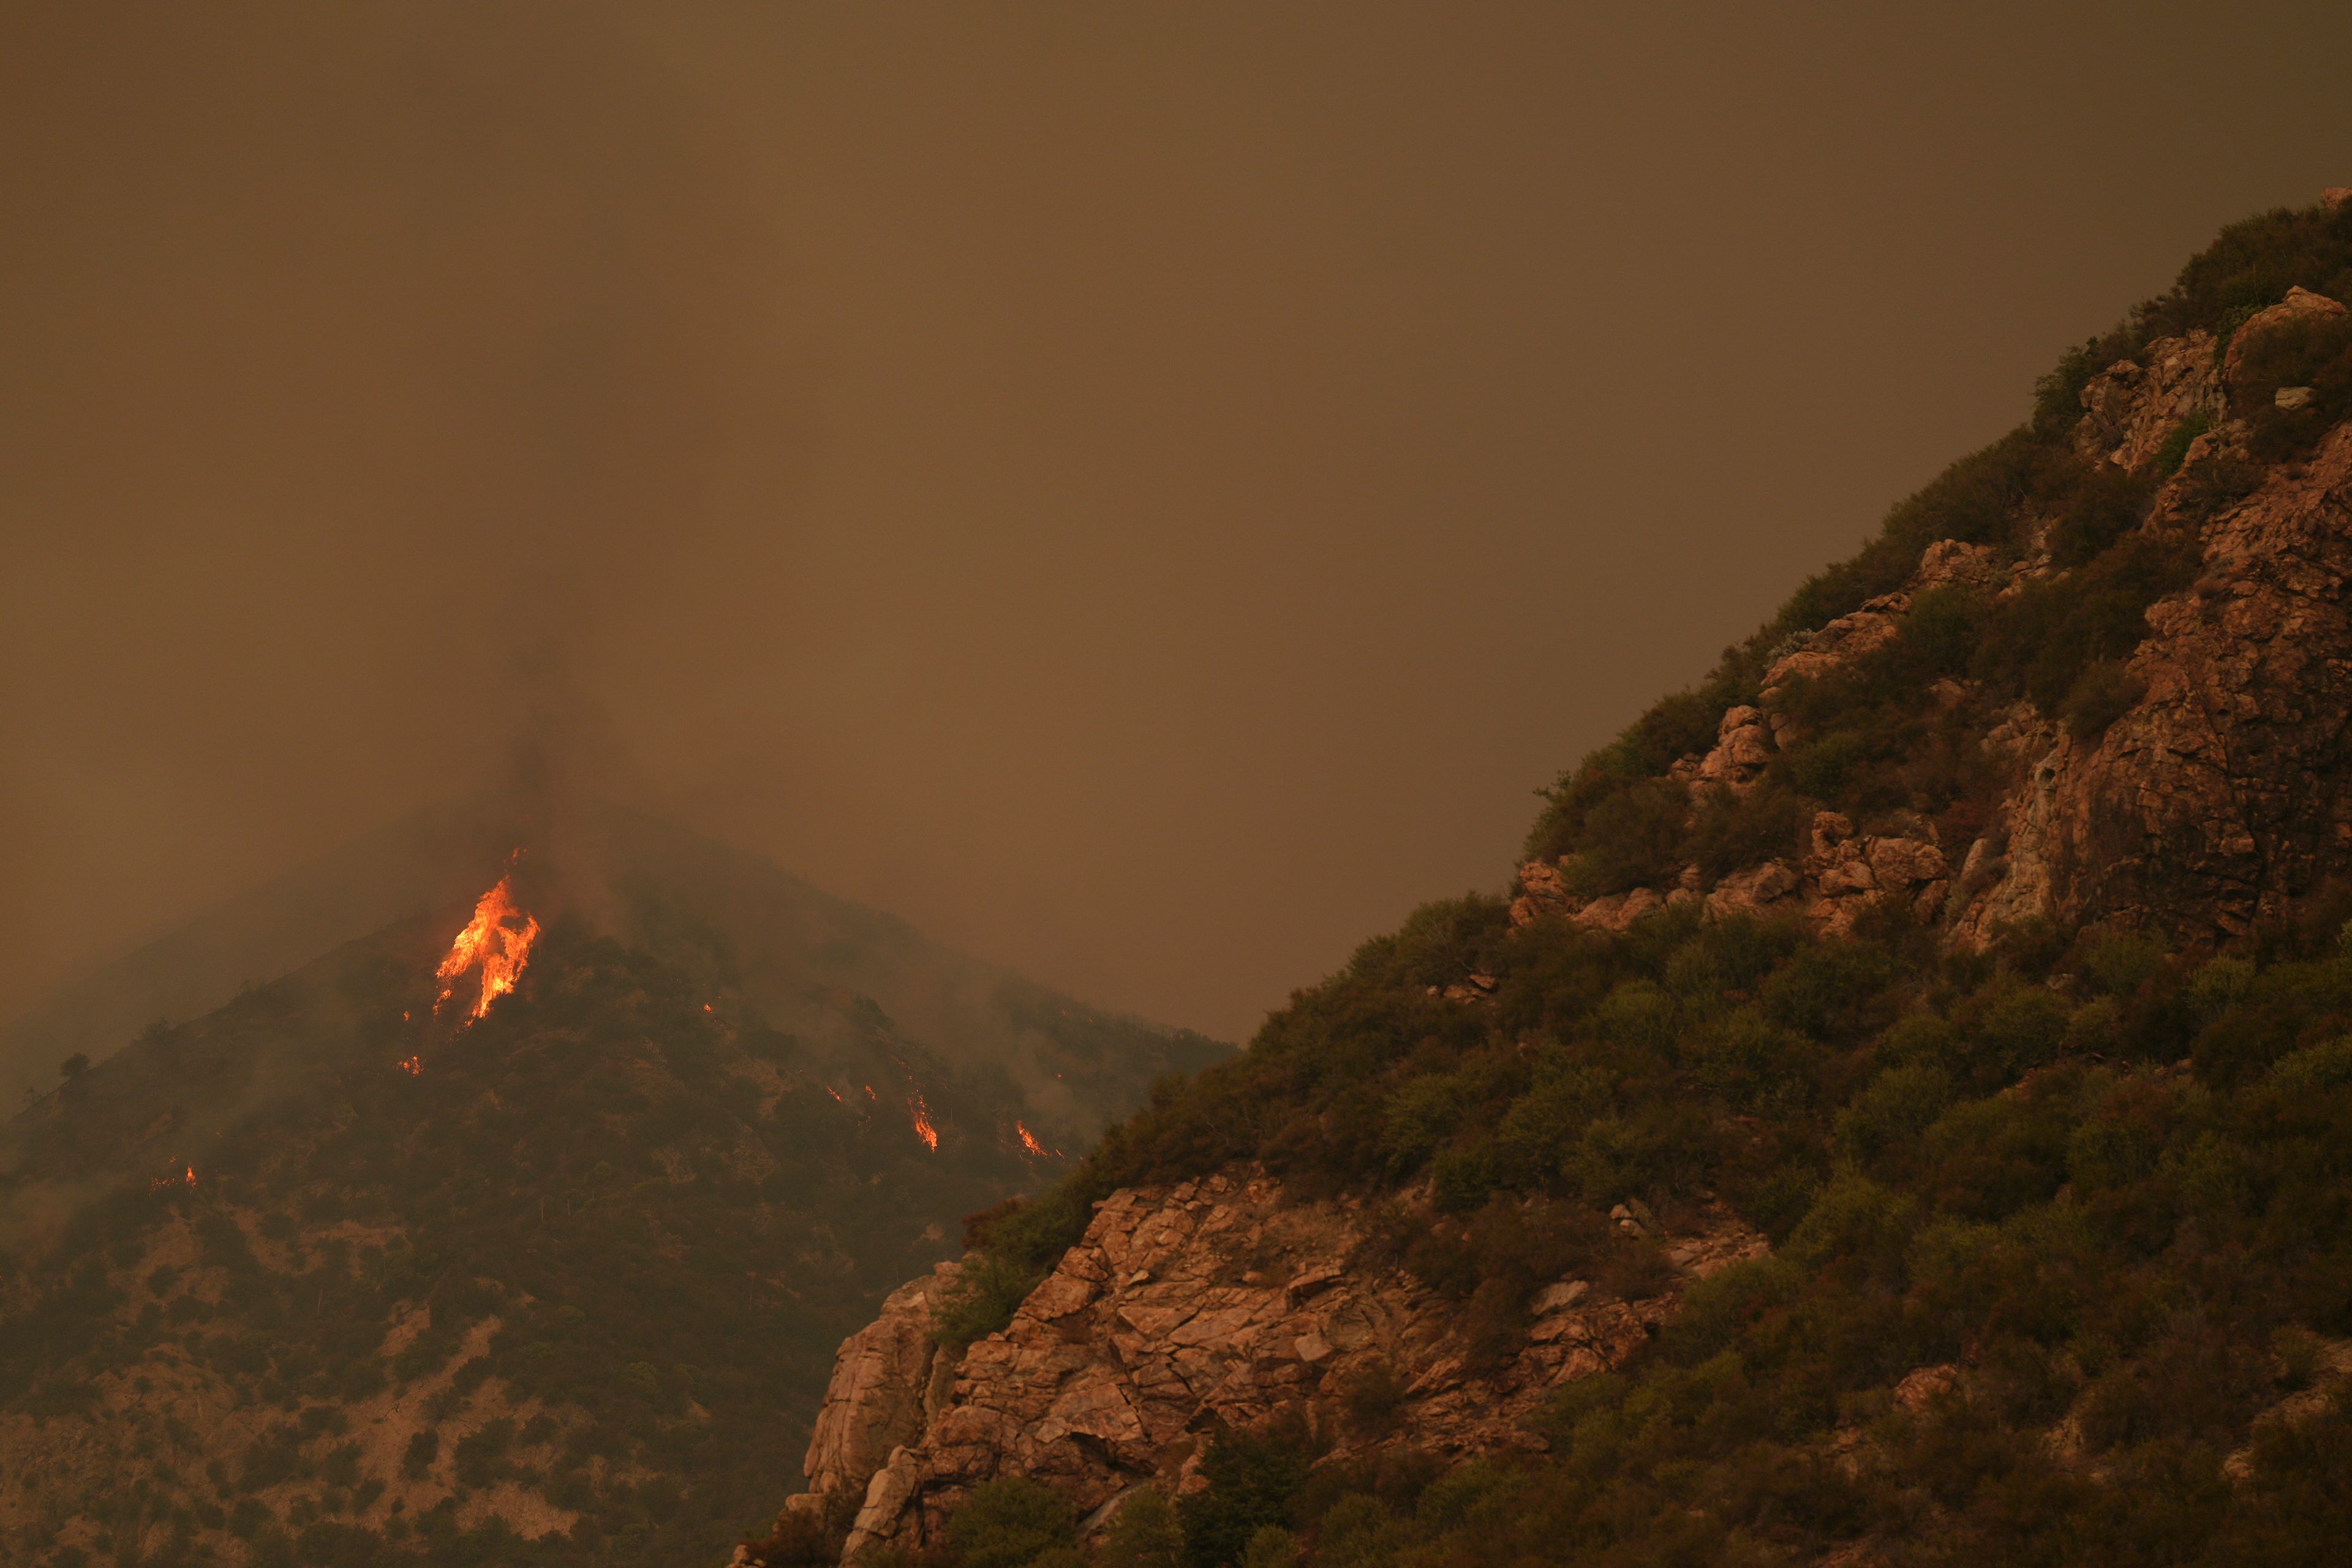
[2236,312,2352,462]
[1970,985,2071,1082]
[2269,1036,2352,1098]
[1688,785,1802,882]
[2035,337,2113,440]
[2049,469,2154,568]
[948,1477,1077,1568]
[1974,532,2197,714]
[932,1251,1042,1348]
[1098,1485,1183,1568]
[2152,410,2211,477]
[1835,1064,1954,1166]
[1379,1073,1480,1175]
[1684,1008,1813,1110]
[1179,1418,1315,1568]
[1564,780,1691,897]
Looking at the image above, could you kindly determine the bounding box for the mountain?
[0,815,1225,1567]
[4,799,1218,1140]
[742,189,2352,1568]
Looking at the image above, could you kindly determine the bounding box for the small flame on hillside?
[149,1163,195,1193]
[909,1093,938,1151]
[1016,1121,1056,1158]
[435,858,540,1023]
[396,1055,423,1076]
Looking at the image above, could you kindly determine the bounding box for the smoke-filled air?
[9,6,2352,1568]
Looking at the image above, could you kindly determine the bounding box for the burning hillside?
[433,858,540,1023]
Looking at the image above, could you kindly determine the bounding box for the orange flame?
[149,1163,195,1193]
[435,861,540,1023]
[909,1093,938,1151]
[396,1055,423,1076]
[1016,1121,1054,1158]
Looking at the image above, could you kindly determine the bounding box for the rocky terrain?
[1510,282,2352,952]
[753,1168,1764,1561]
[726,188,2352,1568]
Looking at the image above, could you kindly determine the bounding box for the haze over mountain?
[0,815,1223,1564]
[1,796,1219,1131]
[9,4,2352,1056]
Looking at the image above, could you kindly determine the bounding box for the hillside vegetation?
[0,845,1221,1567]
[902,195,2352,1568]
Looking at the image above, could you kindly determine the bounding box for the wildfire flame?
[909,1092,938,1151]
[1016,1121,1055,1158]
[435,859,540,1023]
[149,1164,195,1193]
[396,1055,423,1076]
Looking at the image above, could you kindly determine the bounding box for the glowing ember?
[149,1164,195,1193]
[909,1093,938,1151]
[1016,1121,1054,1158]
[824,1085,844,1103]
[434,859,540,1023]
[396,1055,423,1076]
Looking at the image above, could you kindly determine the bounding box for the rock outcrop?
[2075,330,2218,473]
[763,1169,1765,1562]
[795,1262,966,1507]
[1958,416,2352,943]
[1502,287,2352,955]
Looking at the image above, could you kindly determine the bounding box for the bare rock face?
[782,1170,1766,1561]
[1695,705,1776,791]
[1507,859,1572,929]
[2074,332,2219,473]
[1954,420,2352,944]
[795,1262,965,1509]
[1507,281,2351,956]
[1762,592,1909,699]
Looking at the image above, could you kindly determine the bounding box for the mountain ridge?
[736,187,2352,1568]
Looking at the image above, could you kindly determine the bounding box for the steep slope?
[745,190,2352,1568]
[0,845,1223,1566]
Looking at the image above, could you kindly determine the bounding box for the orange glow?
[702,1003,713,1013]
[824,1085,843,1103]
[434,859,540,1023]
[1016,1121,1054,1158]
[396,1055,423,1076]
[149,1164,195,1193]
[909,1092,938,1151]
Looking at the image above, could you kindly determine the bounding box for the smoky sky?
[6,2,2351,1043]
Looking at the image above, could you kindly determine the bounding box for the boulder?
[2223,287,2347,385]
[783,1169,1769,1557]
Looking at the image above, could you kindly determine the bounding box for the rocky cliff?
[745,1169,1763,1562]
[1510,284,2352,952]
